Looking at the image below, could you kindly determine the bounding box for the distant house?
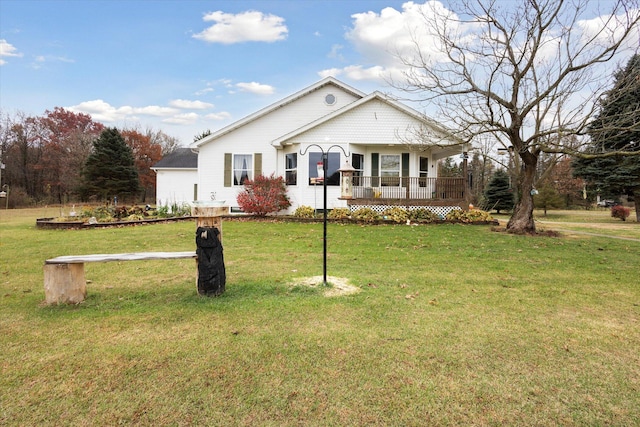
[151,148,197,207]
[158,77,468,216]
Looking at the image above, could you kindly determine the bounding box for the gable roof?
[190,77,366,150]
[271,91,464,147]
[151,148,197,169]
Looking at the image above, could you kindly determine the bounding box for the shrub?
[408,208,440,223]
[236,173,291,216]
[446,208,494,223]
[611,205,630,221]
[171,203,192,217]
[125,214,145,221]
[381,207,409,223]
[293,205,316,218]
[91,205,115,222]
[2,187,34,208]
[328,208,351,220]
[156,205,170,218]
[351,207,380,223]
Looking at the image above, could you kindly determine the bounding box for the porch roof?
[270,91,465,154]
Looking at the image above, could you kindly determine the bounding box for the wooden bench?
[44,251,197,305]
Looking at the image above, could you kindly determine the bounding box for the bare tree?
[145,128,181,155]
[0,110,45,201]
[392,0,640,233]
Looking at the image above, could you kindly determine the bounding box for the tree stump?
[191,205,227,296]
[43,263,86,304]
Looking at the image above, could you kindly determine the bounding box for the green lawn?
[1,208,639,426]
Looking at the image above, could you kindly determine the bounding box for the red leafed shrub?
[236,173,291,216]
[610,205,630,221]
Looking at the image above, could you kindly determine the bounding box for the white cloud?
[169,99,214,109]
[0,39,23,65]
[205,112,232,121]
[341,65,388,81]
[577,8,640,51]
[343,1,640,86]
[134,105,178,116]
[339,1,456,82]
[194,87,215,96]
[328,44,344,61]
[163,113,200,125]
[318,68,343,79]
[67,100,179,122]
[318,64,401,83]
[29,54,75,70]
[67,100,128,122]
[193,10,288,44]
[236,81,275,95]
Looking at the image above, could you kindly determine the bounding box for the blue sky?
[1,1,638,146]
[1,0,417,144]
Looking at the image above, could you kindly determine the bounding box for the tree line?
[0,107,180,207]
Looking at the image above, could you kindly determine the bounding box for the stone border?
[36,214,498,230]
[35,216,194,230]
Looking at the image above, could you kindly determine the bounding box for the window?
[380,154,400,186]
[225,153,261,187]
[233,154,252,185]
[308,152,340,185]
[325,94,336,105]
[419,156,429,187]
[285,153,297,185]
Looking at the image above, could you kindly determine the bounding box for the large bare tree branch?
[390,0,640,232]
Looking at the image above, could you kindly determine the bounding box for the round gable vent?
[325,94,336,105]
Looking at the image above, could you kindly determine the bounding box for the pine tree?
[573,54,640,220]
[484,170,514,214]
[80,128,140,202]
[534,181,563,216]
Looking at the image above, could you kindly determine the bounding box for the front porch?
[351,176,468,203]
[345,176,470,216]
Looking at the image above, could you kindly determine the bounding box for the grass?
[1,207,639,426]
[492,208,640,240]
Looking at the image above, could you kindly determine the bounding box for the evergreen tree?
[573,54,640,220]
[534,181,563,216]
[484,170,514,214]
[80,128,140,202]
[438,157,462,177]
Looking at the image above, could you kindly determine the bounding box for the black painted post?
[322,153,328,285]
[299,144,349,287]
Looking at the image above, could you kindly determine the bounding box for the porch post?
[462,152,470,207]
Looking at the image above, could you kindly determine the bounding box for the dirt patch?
[490,225,561,237]
[537,221,637,230]
[289,276,360,297]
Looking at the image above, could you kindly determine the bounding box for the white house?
[151,148,198,207]
[170,77,467,216]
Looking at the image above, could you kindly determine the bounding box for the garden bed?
[36,214,499,230]
[36,216,194,230]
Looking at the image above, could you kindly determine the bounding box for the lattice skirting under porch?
[349,204,461,218]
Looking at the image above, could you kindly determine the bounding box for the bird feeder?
[338,161,356,200]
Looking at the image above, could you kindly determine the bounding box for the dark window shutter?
[401,153,410,188]
[224,153,232,187]
[254,153,262,178]
[371,153,379,187]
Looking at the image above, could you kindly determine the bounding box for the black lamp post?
[300,144,349,285]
